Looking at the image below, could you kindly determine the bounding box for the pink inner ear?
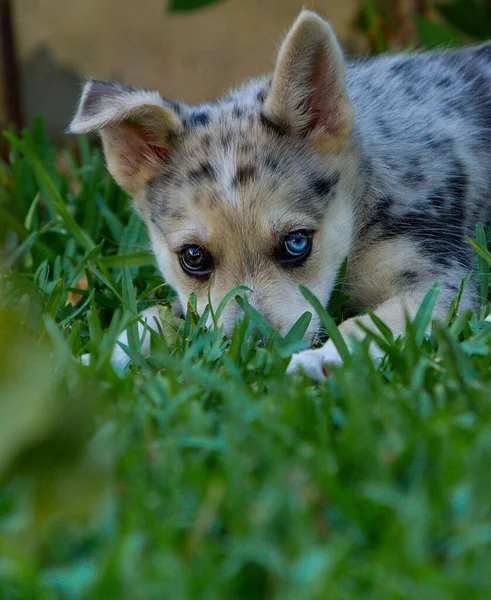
[108,121,169,174]
[301,46,339,136]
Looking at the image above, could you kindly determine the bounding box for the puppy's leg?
[81,305,162,370]
[287,286,447,380]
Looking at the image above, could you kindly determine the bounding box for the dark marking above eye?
[257,89,266,103]
[232,165,257,187]
[149,213,165,234]
[311,173,340,197]
[232,106,243,118]
[189,162,217,182]
[186,111,210,127]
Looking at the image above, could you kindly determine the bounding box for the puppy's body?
[70,12,491,376]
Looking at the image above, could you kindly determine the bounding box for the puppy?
[70,10,491,378]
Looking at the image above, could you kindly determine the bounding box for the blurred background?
[2,0,490,139]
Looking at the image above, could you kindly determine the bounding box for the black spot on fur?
[428,191,444,209]
[232,106,243,118]
[390,59,415,76]
[365,192,471,269]
[405,157,425,186]
[405,85,420,101]
[362,195,393,233]
[186,111,210,128]
[240,142,252,153]
[472,42,491,65]
[376,118,392,138]
[189,162,217,182]
[399,270,419,287]
[149,212,165,234]
[80,80,124,117]
[436,76,452,89]
[265,156,279,172]
[257,89,266,103]
[406,171,425,186]
[381,210,469,268]
[311,173,340,197]
[165,99,183,116]
[425,135,454,152]
[221,133,231,150]
[443,281,460,296]
[260,112,287,136]
[446,160,467,224]
[232,165,257,187]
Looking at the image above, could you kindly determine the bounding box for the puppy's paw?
[287,340,343,380]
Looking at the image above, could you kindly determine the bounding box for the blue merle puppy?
[70,10,491,378]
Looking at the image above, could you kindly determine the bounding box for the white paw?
[287,340,344,380]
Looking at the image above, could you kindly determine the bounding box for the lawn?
[1,120,491,599]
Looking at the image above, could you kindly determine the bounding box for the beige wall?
[14,0,362,135]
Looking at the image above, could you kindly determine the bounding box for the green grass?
[1,119,491,599]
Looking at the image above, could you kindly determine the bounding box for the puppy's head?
[70,11,358,338]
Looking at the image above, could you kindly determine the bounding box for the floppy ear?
[69,80,184,196]
[263,10,354,153]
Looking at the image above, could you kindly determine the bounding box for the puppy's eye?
[278,230,313,265]
[179,245,213,278]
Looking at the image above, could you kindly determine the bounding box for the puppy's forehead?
[147,94,341,235]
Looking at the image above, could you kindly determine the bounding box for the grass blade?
[299,285,351,362]
[412,282,441,345]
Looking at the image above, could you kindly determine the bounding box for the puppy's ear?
[69,80,185,196]
[263,11,354,153]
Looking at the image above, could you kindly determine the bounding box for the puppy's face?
[145,111,356,337]
[69,10,357,338]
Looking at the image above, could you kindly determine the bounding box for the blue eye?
[279,230,313,265]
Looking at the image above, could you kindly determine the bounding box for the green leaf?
[475,223,490,318]
[43,279,65,320]
[299,285,351,363]
[214,285,251,323]
[100,252,155,269]
[413,14,463,48]
[168,0,224,12]
[4,132,96,252]
[235,295,280,343]
[157,303,182,350]
[412,282,441,346]
[283,312,313,346]
[435,0,491,40]
[122,267,139,352]
[24,192,40,231]
[466,235,491,265]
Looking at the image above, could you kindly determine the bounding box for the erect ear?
[69,80,185,197]
[263,10,354,153]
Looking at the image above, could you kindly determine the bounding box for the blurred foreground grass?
[1,121,491,599]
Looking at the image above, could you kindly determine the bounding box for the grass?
[1,118,491,599]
